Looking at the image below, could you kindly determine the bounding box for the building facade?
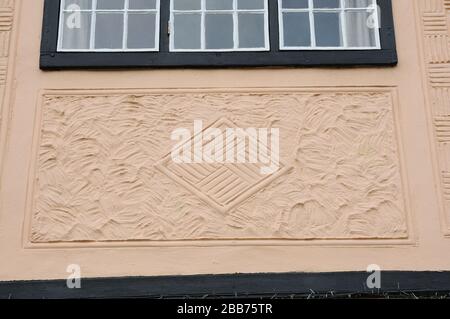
[0,0,450,294]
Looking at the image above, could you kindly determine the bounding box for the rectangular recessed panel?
[30,90,408,243]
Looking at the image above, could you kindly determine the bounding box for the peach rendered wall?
[0,0,449,280]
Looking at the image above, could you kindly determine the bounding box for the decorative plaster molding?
[26,88,409,244]
[418,0,450,235]
[0,0,14,155]
[156,117,290,214]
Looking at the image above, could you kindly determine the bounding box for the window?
[58,0,160,51]
[279,0,380,50]
[41,0,397,68]
[170,0,269,51]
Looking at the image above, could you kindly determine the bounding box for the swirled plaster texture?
[30,90,408,242]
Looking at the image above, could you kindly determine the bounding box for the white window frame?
[278,0,381,50]
[169,0,270,52]
[57,0,161,52]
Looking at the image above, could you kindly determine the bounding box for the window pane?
[95,13,124,49]
[173,13,201,49]
[238,13,265,48]
[205,14,234,49]
[313,0,340,8]
[314,12,342,46]
[128,13,156,49]
[129,0,157,9]
[345,0,373,8]
[173,0,201,10]
[282,12,310,47]
[345,11,376,47]
[64,0,92,10]
[97,0,124,9]
[282,0,308,9]
[60,12,92,49]
[170,0,269,51]
[237,0,265,10]
[206,0,233,10]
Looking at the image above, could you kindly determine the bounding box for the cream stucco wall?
[0,0,450,280]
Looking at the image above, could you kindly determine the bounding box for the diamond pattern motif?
[156,118,288,213]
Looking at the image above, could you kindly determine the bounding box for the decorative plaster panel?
[0,0,14,149]
[418,0,450,235]
[28,89,408,243]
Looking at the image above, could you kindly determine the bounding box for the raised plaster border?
[22,86,415,249]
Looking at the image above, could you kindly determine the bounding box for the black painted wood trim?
[1,272,450,299]
[40,0,398,69]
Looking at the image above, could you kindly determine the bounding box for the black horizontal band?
[1,271,449,299]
